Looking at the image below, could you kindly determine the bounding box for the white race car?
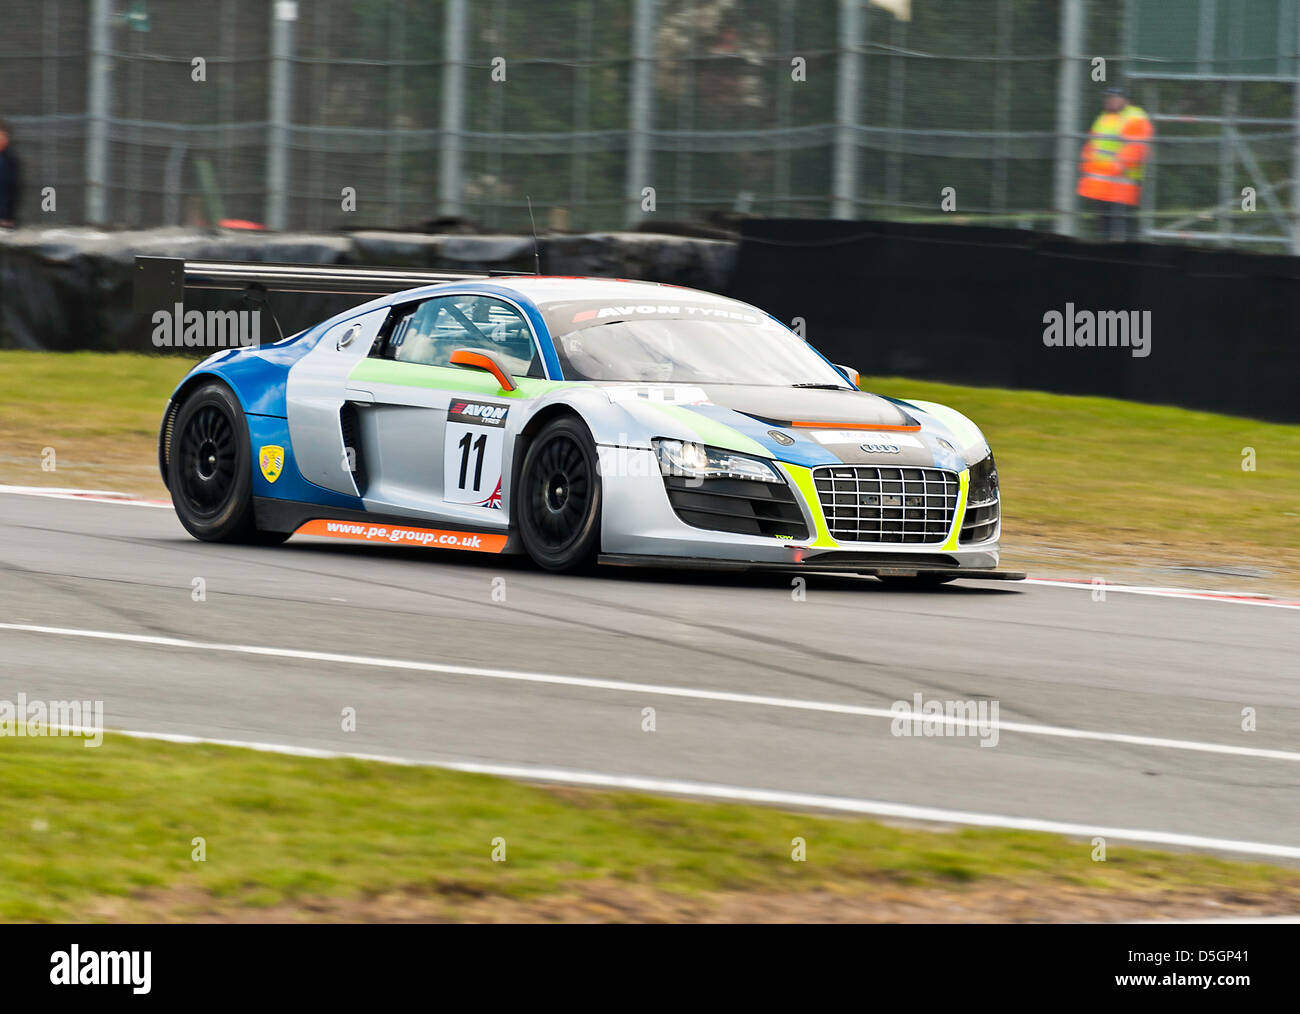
[147,259,1017,585]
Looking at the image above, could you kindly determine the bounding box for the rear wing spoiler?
[132,256,527,312]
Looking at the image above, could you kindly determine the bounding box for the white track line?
[7,621,1298,764]
[0,484,171,508]
[1023,577,1300,609]
[41,724,1300,861]
[4,485,1296,607]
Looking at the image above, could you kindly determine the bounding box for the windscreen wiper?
[790,383,847,389]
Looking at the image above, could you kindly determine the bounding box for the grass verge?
[4,734,1299,923]
[0,351,192,497]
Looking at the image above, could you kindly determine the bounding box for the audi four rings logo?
[861,443,901,454]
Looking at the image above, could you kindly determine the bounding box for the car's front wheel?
[517,417,602,572]
[168,381,288,545]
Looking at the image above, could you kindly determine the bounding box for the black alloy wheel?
[168,381,288,544]
[517,417,602,572]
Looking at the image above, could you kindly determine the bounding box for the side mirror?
[834,364,861,388]
[449,347,518,392]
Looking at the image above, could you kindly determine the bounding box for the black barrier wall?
[4,221,1296,423]
[0,229,735,353]
[728,219,1300,424]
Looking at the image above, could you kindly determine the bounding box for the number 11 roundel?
[444,399,508,509]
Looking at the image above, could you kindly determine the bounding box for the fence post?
[439,0,467,217]
[85,0,112,225]
[42,0,61,223]
[1291,12,1300,254]
[625,0,655,227]
[266,1,297,231]
[387,0,404,227]
[1054,0,1084,237]
[832,0,863,220]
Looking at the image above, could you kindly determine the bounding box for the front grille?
[813,466,959,544]
[664,475,809,540]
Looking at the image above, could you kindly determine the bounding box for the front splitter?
[598,553,1025,581]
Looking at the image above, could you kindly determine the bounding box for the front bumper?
[597,447,1009,574]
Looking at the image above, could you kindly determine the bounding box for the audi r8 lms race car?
[148,259,1017,584]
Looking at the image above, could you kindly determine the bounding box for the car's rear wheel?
[168,381,288,545]
[517,417,602,572]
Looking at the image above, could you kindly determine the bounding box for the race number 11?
[457,431,488,490]
[444,399,508,509]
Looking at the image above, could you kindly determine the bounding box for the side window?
[387,294,541,377]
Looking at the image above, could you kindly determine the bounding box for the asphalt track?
[2,488,1297,860]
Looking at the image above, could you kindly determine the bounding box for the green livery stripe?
[779,463,837,548]
[348,358,573,399]
[941,468,970,551]
[644,403,771,457]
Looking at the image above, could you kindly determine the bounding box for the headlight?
[653,439,782,483]
[968,452,999,505]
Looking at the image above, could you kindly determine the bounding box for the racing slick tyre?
[167,381,289,545]
[517,416,602,573]
[877,574,957,587]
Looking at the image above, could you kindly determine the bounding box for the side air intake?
[339,403,368,497]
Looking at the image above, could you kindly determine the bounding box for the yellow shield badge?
[258,445,285,484]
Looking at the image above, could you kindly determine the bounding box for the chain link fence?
[3,0,1299,248]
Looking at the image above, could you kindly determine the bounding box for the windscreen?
[540,300,851,387]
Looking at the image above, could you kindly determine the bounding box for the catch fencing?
[3,0,1300,250]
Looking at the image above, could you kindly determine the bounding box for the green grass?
[0,351,193,494]
[4,734,1298,922]
[0,350,191,446]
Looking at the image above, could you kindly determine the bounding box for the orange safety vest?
[1077,104,1153,206]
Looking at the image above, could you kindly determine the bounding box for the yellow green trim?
[940,468,970,551]
[779,462,838,548]
[644,402,771,458]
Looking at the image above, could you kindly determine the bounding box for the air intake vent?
[960,498,999,544]
[339,403,368,496]
[960,454,999,545]
[664,475,808,540]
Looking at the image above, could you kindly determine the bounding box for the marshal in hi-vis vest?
[1077,104,1153,206]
